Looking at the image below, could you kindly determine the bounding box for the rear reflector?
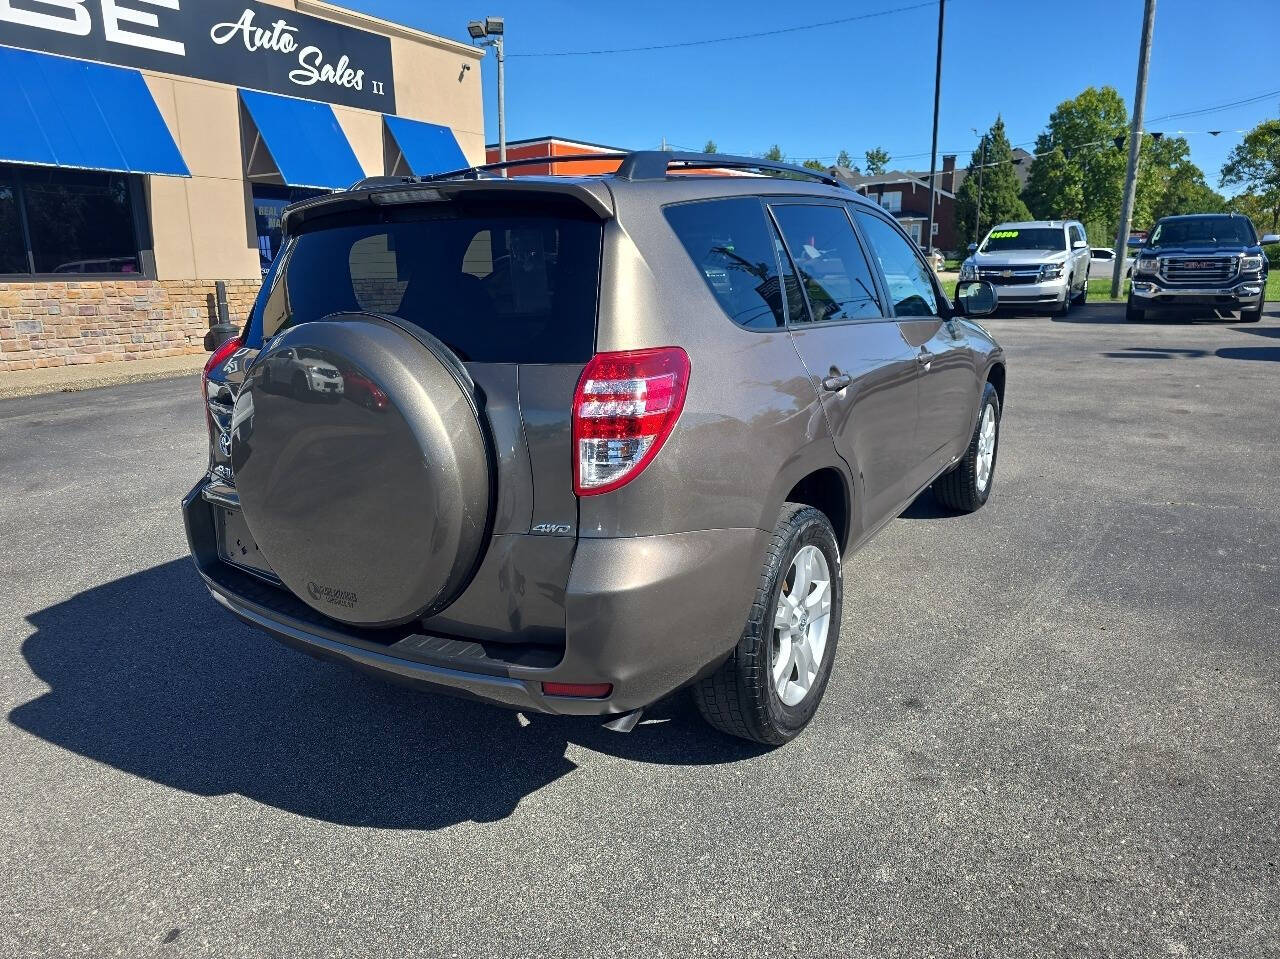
[572,347,690,495]
[542,682,613,699]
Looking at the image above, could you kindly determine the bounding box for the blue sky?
[347,0,1280,190]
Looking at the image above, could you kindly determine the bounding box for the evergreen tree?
[763,144,785,162]
[836,149,858,172]
[802,159,827,171]
[703,139,718,154]
[954,116,1032,247]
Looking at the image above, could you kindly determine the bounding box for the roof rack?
[413,150,849,189]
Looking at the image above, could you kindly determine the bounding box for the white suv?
[959,220,1091,314]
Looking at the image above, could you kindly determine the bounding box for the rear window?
[247,202,602,363]
[664,197,786,330]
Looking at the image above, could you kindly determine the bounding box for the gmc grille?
[1159,256,1237,285]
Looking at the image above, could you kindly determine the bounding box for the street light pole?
[1112,0,1156,298]
[468,17,507,176]
[494,32,506,172]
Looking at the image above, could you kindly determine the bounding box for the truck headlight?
[1240,254,1263,273]
[958,261,978,281]
[1134,256,1159,276]
[1038,262,1063,281]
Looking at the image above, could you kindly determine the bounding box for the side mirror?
[1261,233,1280,245]
[1072,239,1087,249]
[1126,236,1143,248]
[204,323,240,352]
[967,242,978,254]
[955,280,997,318]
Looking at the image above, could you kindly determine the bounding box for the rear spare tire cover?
[232,314,492,627]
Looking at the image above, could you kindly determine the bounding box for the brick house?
[830,155,961,255]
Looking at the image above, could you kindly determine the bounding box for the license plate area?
[215,506,278,582]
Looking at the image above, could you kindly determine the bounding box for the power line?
[1147,88,1280,124]
[507,1,940,58]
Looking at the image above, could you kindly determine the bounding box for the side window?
[1094,248,1113,261]
[664,197,786,330]
[769,218,809,324]
[852,210,939,318]
[1070,224,1085,247]
[770,203,882,324]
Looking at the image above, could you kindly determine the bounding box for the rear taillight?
[202,335,243,438]
[572,347,690,496]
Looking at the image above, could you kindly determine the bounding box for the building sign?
[0,0,395,112]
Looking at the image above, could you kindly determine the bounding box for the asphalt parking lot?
[2,301,1278,958]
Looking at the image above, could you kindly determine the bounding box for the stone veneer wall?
[0,279,261,373]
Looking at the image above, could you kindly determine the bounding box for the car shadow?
[9,560,767,831]
[899,487,959,520]
[1049,302,1268,325]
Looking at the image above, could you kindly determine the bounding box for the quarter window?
[664,197,786,330]
[852,210,939,317]
[770,204,882,323]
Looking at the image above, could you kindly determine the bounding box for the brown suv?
[185,151,1006,745]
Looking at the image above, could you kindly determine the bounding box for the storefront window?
[0,176,26,275]
[0,165,145,277]
[253,185,326,275]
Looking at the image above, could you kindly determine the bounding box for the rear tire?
[694,504,842,746]
[933,382,1000,513]
[1126,297,1145,323]
[1078,276,1089,305]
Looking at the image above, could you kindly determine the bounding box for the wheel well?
[987,363,1006,409]
[785,469,849,551]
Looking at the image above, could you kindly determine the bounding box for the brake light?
[203,334,243,381]
[572,347,690,496]
[202,334,243,437]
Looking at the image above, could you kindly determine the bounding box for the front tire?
[934,382,1000,513]
[694,504,842,746]
[1240,301,1263,323]
[1126,297,1145,322]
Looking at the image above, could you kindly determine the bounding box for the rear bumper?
[183,481,764,716]
[1130,279,1265,309]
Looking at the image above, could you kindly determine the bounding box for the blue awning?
[239,89,365,191]
[0,45,189,177]
[384,116,467,176]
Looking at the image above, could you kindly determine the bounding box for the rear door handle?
[821,373,852,392]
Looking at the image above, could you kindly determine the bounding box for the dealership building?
[0,0,486,372]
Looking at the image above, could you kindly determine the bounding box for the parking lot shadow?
[1048,302,1279,325]
[10,560,765,830]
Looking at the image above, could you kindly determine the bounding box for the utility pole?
[924,0,945,255]
[972,135,986,245]
[1112,0,1155,298]
[495,31,506,174]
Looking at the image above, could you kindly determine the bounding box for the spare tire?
[232,313,492,628]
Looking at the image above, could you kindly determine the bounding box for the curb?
[0,355,207,400]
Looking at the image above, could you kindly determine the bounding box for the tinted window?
[980,227,1067,252]
[253,204,601,363]
[1149,216,1256,247]
[853,210,939,317]
[1070,224,1085,245]
[0,165,142,276]
[0,175,25,275]
[665,197,785,330]
[771,204,881,323]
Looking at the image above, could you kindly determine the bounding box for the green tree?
[1140,135,1226,225]
[764,144,785,162]
[1220,117,1280,231]
[703,139,718,154]
[802,159,827,171]
[836,149,858,172]
[954,116,1032,247]
[1022,86,1129,243]
[864,147,890,174]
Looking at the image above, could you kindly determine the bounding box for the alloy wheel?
[771,545,833,707]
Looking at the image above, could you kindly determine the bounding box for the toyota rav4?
[184,151,1006,745]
